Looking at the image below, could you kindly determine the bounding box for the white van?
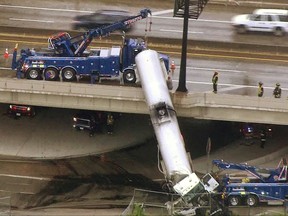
[231,9,288,36]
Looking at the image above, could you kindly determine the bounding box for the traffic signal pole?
[176,0,189,93]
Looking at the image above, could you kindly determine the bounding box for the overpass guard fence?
[0,78,288,125]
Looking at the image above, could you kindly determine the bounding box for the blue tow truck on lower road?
[213,159,288,207]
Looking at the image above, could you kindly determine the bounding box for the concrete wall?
[1,78,288,125]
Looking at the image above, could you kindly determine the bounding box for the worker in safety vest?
[273,83,281,98]
[106,113,115,135]
[212,71,218,93]
[258,82,263,97]
[260,129,266,148]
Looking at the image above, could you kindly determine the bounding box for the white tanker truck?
[132,50,230,216]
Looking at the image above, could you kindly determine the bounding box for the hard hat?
[276,83,280,86]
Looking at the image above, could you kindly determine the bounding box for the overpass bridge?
[0,77,287,125]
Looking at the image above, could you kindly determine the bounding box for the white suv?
[231,9,288,36]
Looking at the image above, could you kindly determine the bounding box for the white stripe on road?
[154,15,230,24]
[153,9,173,16]
[9,18,54,23]
[0,173,51,181]
[0,67,10,70]
[187,66,246,73]
[160,29,203,34]
[0,4,89,13]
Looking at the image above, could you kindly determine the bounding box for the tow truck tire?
[245,195,258,207]
[44,68,59,81]
[27,68,41,80]
[62,68,76,81]
[123,69,136,84]
[228,195,241,206]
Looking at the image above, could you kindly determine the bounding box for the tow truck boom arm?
[49,8,151,57]
[212,159,287,183]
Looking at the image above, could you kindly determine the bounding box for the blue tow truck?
[12,9,170,84]
[213,159,288,207]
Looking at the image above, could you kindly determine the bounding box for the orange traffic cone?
[170,60,176,74]
[4,48,9,59]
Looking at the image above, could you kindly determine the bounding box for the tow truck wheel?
[228,195,241,206]
[62,68,76,81]
[123,69,136,84]
[44,68,59,81]
[245,195,258,207]
[27,68,41,80]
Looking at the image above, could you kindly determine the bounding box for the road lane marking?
[187,66,246,73]
[153,9,173,16]
[0,173,51,181]
[154,15,230,24]
[160,29,203,34]
[0,67,10,70]
[0,4,88,13]
[174,80,281,90]
[9,18,54,23]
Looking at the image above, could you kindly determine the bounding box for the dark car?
[72,10,132,31]
[7,104,36,118]
[72,111,105,136]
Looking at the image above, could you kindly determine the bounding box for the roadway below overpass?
[0,77,288,125]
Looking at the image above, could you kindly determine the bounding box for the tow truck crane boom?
[48,8,151,57]
[213,159,288,183]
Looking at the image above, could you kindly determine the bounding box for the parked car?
[7,104,36,118]
[239,123,273,139]
[72,10,132,31]
[231,9,288,36]
[72,111,106,136]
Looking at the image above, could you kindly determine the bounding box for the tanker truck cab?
[121,38,170,83]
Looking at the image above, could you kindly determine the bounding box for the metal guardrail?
[210,0,288,8]
[1,78,288,124]
[122,189,288,216]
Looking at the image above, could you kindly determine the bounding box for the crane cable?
[144,14,152,46]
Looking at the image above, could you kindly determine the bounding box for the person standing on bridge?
[106,113,115,135]
[260,129,266,148]
[273,83,281,98]
[212,71,218,93]
[258,82,264,97]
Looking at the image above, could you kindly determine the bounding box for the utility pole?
[176,0,189,93]
[174,0,210,92]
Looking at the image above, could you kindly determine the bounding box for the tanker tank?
[134,50,227,216]
[135,49,192,184]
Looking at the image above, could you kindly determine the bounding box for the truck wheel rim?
[126,72,135,82]
[46,70,56,79]
[29,70,39,79]
[230,197,238,206]
[64,70,73,79]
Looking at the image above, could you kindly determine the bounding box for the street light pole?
[176,0,189,93]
